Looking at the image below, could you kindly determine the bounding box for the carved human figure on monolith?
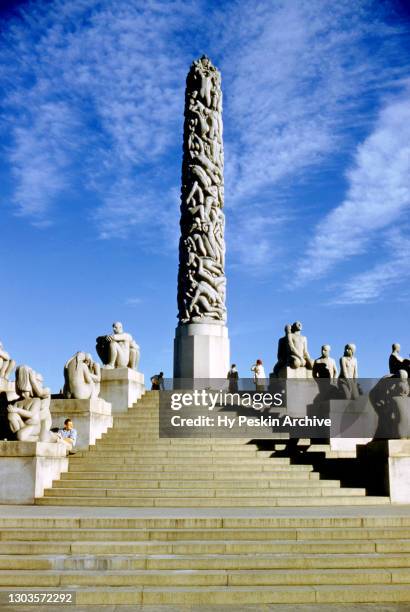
[313,345,338,379]
[7,365,58,442]
[177,55,226,325]
[96,322,140,369]
[63,351,101,399]
[0,341,15,381]
[338,344,359,399]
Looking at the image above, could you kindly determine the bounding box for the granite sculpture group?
[1,318,409,446]
[271,322,362,399]
[1,322,140,444]
[7,365,57,443]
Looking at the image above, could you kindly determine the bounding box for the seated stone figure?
[0,341,15,381]
[272,322,313,376]
[63,352,101,400]
[7,365,58,442]
[389,343,410,377]
[96,322,140,370]
[287,321,313,370]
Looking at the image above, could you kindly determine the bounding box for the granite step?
[1,566,409,587]
[35,496,389,507]
[43,486,364,498]
[3,551,410,571]
[66,462,313,472]
[53,478,341,489]
[3,526,410,542]
[60,470,321,480]
[2,537,410,555]
[0,583,409,605]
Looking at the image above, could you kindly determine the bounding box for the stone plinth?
[0,441,68,504]
[393,397,410,438]
[388,439,410,503]
[276,367,313,380]
[50,398,112,450]
[173,323,230,381]
[326,397,377,448]
[270,369,317,417]
[99,368,144,413]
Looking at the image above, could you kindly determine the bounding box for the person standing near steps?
[151,372,165,391]
[251,359,266,392]
[227,364,239,393]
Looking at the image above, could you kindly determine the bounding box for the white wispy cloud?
[331,230,410,304]
[8,101,80,224]
[214,0,409,268]
[0,0,408,278]
[294,83,410,286]
[219,0,407,202]
[1,0,198,227]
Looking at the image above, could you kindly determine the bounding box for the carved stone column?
[173,56,230,381]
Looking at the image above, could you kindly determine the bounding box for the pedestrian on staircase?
[227,364,239,393]
[151,372,165,391]
[251,359,266,391]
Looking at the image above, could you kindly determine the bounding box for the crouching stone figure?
[63,352,101,400]
[96,322,140,370]
[7,365,58,442]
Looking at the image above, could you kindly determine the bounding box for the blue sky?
[0,0,409,391]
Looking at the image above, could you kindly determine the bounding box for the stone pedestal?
[173,323,230,381]
[270,368,317,417]
[387,439,410,503]
[50,398,112,450]
[0,441,68,504]
[327,397,377,450]
[99,368,145,413]
[276,367,313,380]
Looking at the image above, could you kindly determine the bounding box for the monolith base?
[173,324,230,382]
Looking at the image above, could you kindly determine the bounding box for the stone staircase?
[37,391,388,507]
[1,391,409,605]
[0,513,410,604]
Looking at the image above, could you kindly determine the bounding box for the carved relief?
[177,56,226,324]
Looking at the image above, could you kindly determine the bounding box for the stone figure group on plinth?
[271,321,361,400]
[49,320,141,453]
[95,322,144,412]
[96,322,140,370]
[7,365,58,443]
[63,352,101,400]
[272,321,313,379]
[2,320,143,448]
